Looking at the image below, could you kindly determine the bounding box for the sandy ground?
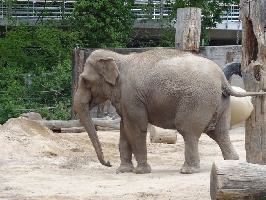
[0,118,246,200]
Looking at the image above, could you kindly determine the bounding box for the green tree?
[0,25,78,123]
[71,0,135,48]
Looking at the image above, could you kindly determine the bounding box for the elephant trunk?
[73,95,111,167]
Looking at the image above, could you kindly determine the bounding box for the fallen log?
[36,118,120,131]
[60,126,119,133]
[61,127,85,133]
[148,125,177,144]
[210,161,266,200]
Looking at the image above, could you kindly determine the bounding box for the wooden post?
[240,0,266,164]
[71,48,93,118]
[175,7,201,52]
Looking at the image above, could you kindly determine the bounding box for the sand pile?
[0,118,83,161]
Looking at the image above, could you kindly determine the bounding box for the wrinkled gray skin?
[74,49,264,174]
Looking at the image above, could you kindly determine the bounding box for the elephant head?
[73,50,119,167]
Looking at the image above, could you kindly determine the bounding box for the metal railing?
[0,0,74,21]
[221,5,240,21]
[0,1,240,25]
[132,0,172,19]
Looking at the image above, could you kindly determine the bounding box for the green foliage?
[71,0,135,48]
[0,25,78,123]
[130,26,175,48]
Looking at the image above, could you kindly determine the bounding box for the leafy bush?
[0,25,78,123]
[71,0,135,48]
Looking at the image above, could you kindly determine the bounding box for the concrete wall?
[199,45,242,87]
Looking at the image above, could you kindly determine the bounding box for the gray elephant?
[73,48,264,174]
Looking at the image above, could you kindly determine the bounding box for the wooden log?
[210,161,266,200]
[240,0,266,164]
[61,127,85,133]
[36,118,120,131]
[58,126,118,133]
[148,125,177,144]
[175,7,201,52]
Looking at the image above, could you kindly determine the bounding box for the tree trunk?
[175,7,201,52]
[240,0,266,164]
[210,161,266,200]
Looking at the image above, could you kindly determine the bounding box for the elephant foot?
[180,164,200,174]
[133,163,151,174]
[116,163,134,174]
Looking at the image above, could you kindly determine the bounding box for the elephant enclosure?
[0,118,246,200]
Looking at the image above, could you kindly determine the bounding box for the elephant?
[73,48,265,174]
[222,62,241,80]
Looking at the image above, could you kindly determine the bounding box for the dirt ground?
[0,118,246,200]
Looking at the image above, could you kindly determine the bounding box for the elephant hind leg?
[179,131,201,174]
[206,104,239,160]
[206,130,239,160]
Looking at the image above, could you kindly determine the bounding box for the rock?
[20,112,43,120]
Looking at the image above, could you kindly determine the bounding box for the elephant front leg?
[180,134,200,174]
[123,120,151,174]
[116,121,134,173]
[132,131,151,174]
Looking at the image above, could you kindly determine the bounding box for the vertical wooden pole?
[175,7,201,52]
[71,48,85,118]
[240,0,266,164]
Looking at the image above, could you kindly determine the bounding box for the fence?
[0,0,74,23]
[0,1,240,25]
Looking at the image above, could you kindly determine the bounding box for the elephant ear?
[96,57,119,86]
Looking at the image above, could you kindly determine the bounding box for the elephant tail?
[222,80,266,97]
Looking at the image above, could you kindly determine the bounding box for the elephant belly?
[146,93,219,132]
[147,108,177,130]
